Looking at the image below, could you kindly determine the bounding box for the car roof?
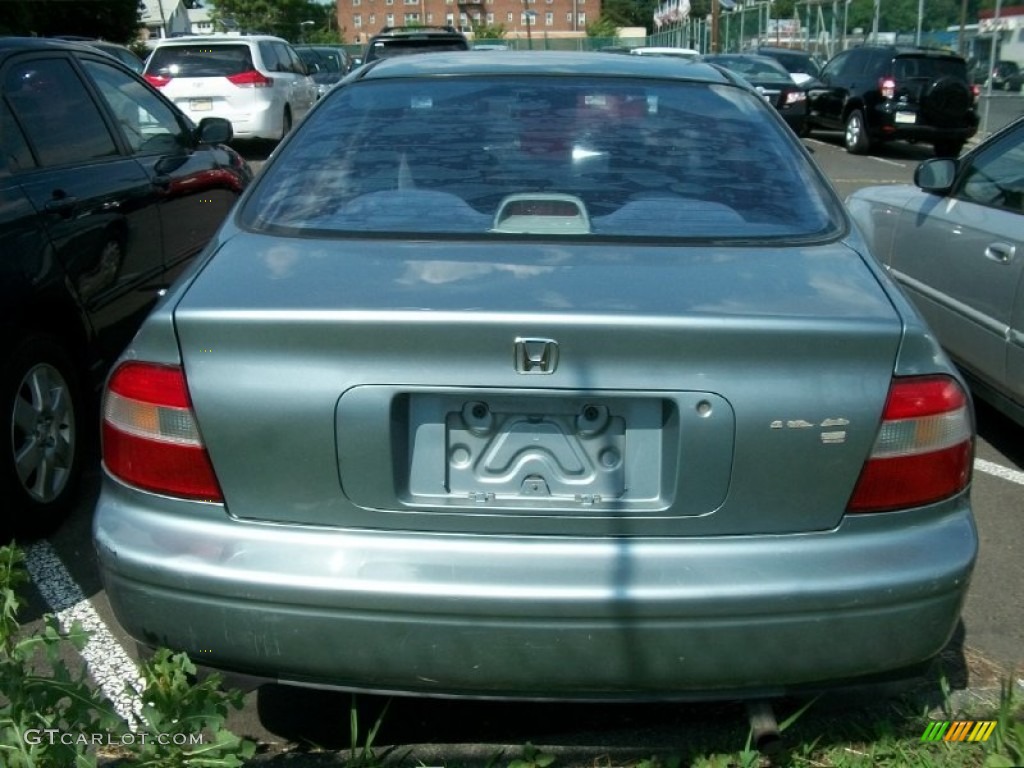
[853,44,965,59]
[149,35,286,46]
[356,50,731,83]
[0,36,141,65]
[371,25,465,38]
[0,36,100,54]
[757,46,816,55]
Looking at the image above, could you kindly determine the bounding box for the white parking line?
[975,458,1024,486]
[25,541,142,729]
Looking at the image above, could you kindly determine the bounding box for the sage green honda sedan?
[94,51,977,701]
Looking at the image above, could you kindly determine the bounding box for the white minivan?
[144,36,317,141]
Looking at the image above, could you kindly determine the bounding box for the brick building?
[335,0,596,44]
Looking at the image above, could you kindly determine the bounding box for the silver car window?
[243,77,839,240]
[959,125,1024,214]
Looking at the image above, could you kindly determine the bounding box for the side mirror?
[196,116,233,145]
[914,158,957,193]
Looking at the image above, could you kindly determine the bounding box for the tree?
[586,16,620,37]
[211,0,336,40]
[473,22,509,39]
[0,0,143,42]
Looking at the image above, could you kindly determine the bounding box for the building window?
[386,12,395,24]
[354,14,362,26]
[446,12,455,24]
[577,12,585,24]
[427,12,434,22]
[353,0,360,6]
[545,11,553,24]
[486,11,494,22]
[566,11,572,21]
[405,0,417,5]
[405,12,421,22]
[369,13,376,23]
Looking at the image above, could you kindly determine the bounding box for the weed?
[508,741,556,768]
[0,542,255,768]
[347,694,395,767]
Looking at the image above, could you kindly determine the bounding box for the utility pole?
[712,0,720,52]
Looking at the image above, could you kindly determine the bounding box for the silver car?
[848,115,1024,427]
[94,52,977,701]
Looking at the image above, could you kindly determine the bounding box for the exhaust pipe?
[746,699,781,751]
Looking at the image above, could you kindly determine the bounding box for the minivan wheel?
[844,110,870,154]
[1,335,82,538]
[280,108,293,141]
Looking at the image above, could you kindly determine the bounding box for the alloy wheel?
[11,361,76,503]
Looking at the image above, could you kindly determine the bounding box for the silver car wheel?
[11,361,76,503]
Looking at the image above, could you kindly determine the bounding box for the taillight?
[102,362,223,502]
[227,70,274,88]
[847,376,972,513]
[144,73,171,88]
[971,83,980,103]
[879,76,896,99]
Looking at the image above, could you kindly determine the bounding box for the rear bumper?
[95,478,977,700]
[868,103,978,144]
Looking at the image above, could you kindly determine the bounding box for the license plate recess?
[407,393,668,511]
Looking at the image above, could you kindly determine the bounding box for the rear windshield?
[146,44,254,78]
[365,37,469,61]
[766,51,820,76]
[242,76,840,240]
[893,56,967,80]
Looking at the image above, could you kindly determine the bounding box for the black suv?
[806,45,978,156]
[363,26,469,64]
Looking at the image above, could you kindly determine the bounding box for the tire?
[919,76,972,129]
[1,335,83,539]
[844,109,871,154]
[933,140,964,158]
[280,108,293,141]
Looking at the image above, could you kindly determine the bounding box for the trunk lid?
[173,233,902,536]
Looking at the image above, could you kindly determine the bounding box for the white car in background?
[143,35,317,141]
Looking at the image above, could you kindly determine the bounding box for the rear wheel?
[1,335,83,538]
[844,110,870,154]
[280,108,293,141]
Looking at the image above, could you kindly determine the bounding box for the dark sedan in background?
[295,44,353,99]
[95,51,976,703]
[1,37,252,538]
[703,53,809,134]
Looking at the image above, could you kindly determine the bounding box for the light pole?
[525,10,535,49]
[300,20,315,42]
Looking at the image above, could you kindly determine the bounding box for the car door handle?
[984,242,1016,263]
[44,196,78,216]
